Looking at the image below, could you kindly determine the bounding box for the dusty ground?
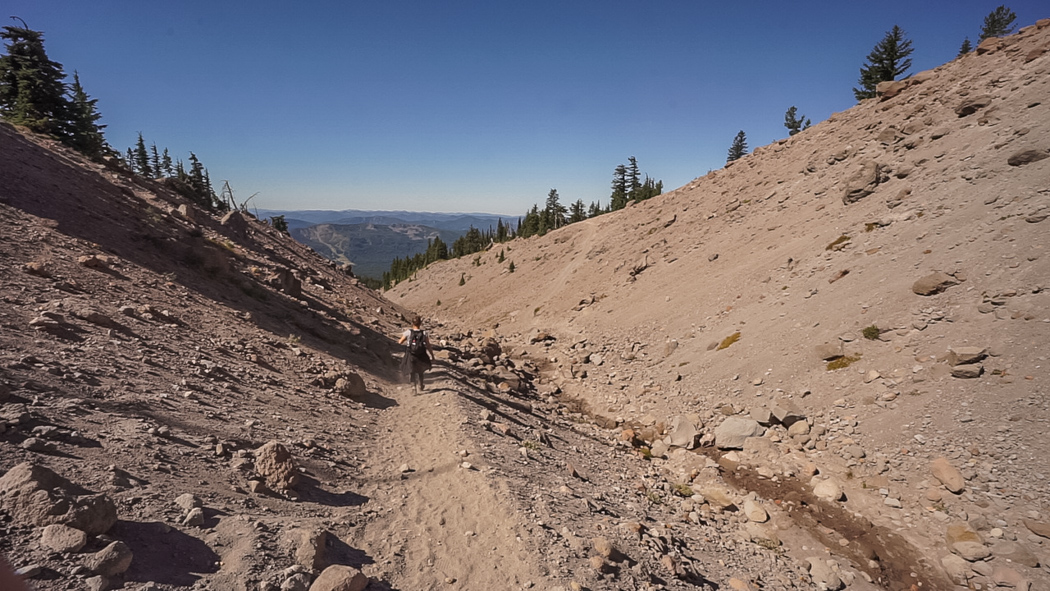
[2,18,1050,591]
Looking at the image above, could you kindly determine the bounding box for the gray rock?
[295,528,329,572]
[749,407,774,426]
[282,573,312,591]
[771,399,804,427]
[1007,148,1049,167]
[842,160,888,204]
[806,557,844,590]
[951,365,983,379]
[84,541,133,577]
[713,417,763,450]
[0,463,117,535]
[308,565,369,591]
[174,493,202,512]
[991,566,1031,590]
[947,347,986,366]
[255,441,300,490]
[940,554,970,585]
[931,457,966,493]
[991,540,1039,568]
[815,343,843,361]
[912,272,958,296]
[41,523,88,553]
[667,415,701,449]
[183,507,205,527]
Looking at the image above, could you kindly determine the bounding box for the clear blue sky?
[8,1,1046,215]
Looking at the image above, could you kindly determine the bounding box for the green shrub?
[862,325,881,340]
[827,354,861,370]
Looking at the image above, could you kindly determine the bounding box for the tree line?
[0,20,229,214]
[376,157,664,290]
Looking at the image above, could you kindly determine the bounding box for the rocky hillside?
[391,20,1050,591]
[1,19,1049,591]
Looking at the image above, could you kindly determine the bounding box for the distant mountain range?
[256,209,515,279]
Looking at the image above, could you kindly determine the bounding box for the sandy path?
[352,378,546,589]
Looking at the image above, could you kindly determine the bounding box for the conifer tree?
[957,37,973,56]
[161,148,173,176]
[626,156,641,201]
[125,147,134,168]
[784,106,811,136]
[609,164,628,211]
[66,71,108,158]
[588,202,602,218]
[726,131,748,163]
[569,199,586,223]
[0,24,70,137]
[853,25,913,101]
[149,143,160,176]
[979,5,1017,41]
[543,189,566,231]
[133,133,152,177]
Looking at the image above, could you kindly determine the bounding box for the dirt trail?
[350,379,546,589]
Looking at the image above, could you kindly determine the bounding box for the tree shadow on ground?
[113,520,219,587]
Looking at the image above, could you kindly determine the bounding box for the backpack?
[408,330,426,356]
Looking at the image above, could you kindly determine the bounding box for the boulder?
[220,210,249,237]
[334,372,366,398]
[667,415,701,449]
[812,479,843,502]
[0,463,117,535]
[41,523,88,553]
[815,343,843,361]
[1007,149,1049,167]
[940,554,970,585]
[713,417,763,450]
[930,457,966,493]
[295,528,329,572]
[951,365,983,379]
[308,565,369,591]
[912,272,958,296]
[877,80,908,99]
[947,347,986,366]
[1023,519,1050,539]
[770,399,804,427]
[255,441,300,490]
[174,493,202,512]
[84,541,133,577]
[842,160,887,204]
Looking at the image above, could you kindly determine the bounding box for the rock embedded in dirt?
[0,463,117,535]
[842,160,887,204]
[307,565,368,591]
[666,414,700,449]
[714,417,763,450]
[930,457,966,493]
[814,343,843,361]
[912,271,959,296]
[743,499,768,523]
[1006,148,1049,166]
[183,507,205,527]
[255,440,300,490]
[947,346,987,366]
[806,557,844,590]
[41,523,88,553]
[84,540,134,577]
[947,523,991,562]
[951,365,983,379]
[940,554,970,585]
[1023,519,1050,539]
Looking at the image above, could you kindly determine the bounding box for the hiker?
[398,315,434,392]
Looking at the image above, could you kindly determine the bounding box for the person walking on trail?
[398,316,434,392]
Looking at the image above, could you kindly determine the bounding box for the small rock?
[931,457,966,493]
[714,417,763,450]
[174,493,202,512]
[813,479,843,502]
[743,499,768,523]
[912,272,958,296]
[951,365,982,379]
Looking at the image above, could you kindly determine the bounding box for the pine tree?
[784,106,811,136]
[726,130,748,163]
[508,261,515,273]
[569,199,586,223]
[0,24,70,136]
[160,148,173,176]
[957,37,973,57]
[853,25,913,101]
[543,189,566,231]
[588,201,602,218]
[626,156,641,201]
[65,71,108,158]
[149,143,160,177]
[133,133,151,176]
[979,5,1017,41]
[609,164,628,211]
[124,147,134,168]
